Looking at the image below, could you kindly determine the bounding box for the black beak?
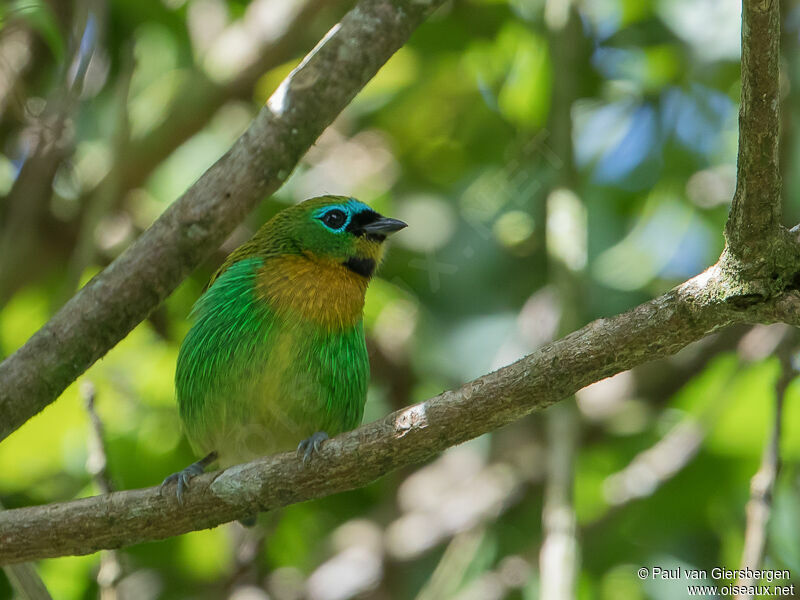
[361,217,408,235]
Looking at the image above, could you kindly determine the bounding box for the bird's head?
[269,195,407,278]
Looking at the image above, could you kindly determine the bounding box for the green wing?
[176,257,273,436]
[175,257,369,462]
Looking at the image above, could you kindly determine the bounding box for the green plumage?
[176,257,368,466]
[171,196,404,471]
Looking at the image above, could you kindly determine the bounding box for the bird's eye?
[321,209,347,230]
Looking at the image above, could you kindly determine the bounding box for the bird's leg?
[297,432,329,464]
[160,450,218,504]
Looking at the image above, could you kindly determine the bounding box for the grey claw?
[160,451,217,505]
[297,432,329,464]
[159,473,178,497]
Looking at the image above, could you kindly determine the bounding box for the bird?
[161,195,407,504]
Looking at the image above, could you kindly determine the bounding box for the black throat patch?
[344,256,376,278]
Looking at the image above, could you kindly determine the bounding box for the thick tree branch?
[725,0,783,260]
[0,0,445,442]
[0,267,769,564]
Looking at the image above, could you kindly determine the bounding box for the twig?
[3,561,53,600]
[0,0,447,443]
[539,403,578,600]
[603,418,706,508]
[82,381,126,599]
[593,326,791,522]
[415,528,485,600]
[539,5,583,597]
[734,335,795,599]
[0,267,761,564]
[225,525,268,593]
[83,381,114,494]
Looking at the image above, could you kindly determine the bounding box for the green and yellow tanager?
[162,196,406,502]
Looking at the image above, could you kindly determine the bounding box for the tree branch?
[725,0,783,259]
[0,268,761,564]
[0,0,446,442]
[82,382,126,599]
[735,330,794,598]
[539,403,578,600]
[539,4,583,596]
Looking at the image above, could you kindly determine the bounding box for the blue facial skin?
[314,199,372,233]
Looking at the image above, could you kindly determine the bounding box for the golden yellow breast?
[256,253,369,329]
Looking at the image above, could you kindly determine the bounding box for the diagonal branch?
[0,0,446,443]
[0,268,761,564]
[724,0,783,259]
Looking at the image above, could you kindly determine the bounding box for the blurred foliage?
[1,0,800,598]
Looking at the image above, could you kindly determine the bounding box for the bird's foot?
[297,432,329,464]
[160,451,218,505]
